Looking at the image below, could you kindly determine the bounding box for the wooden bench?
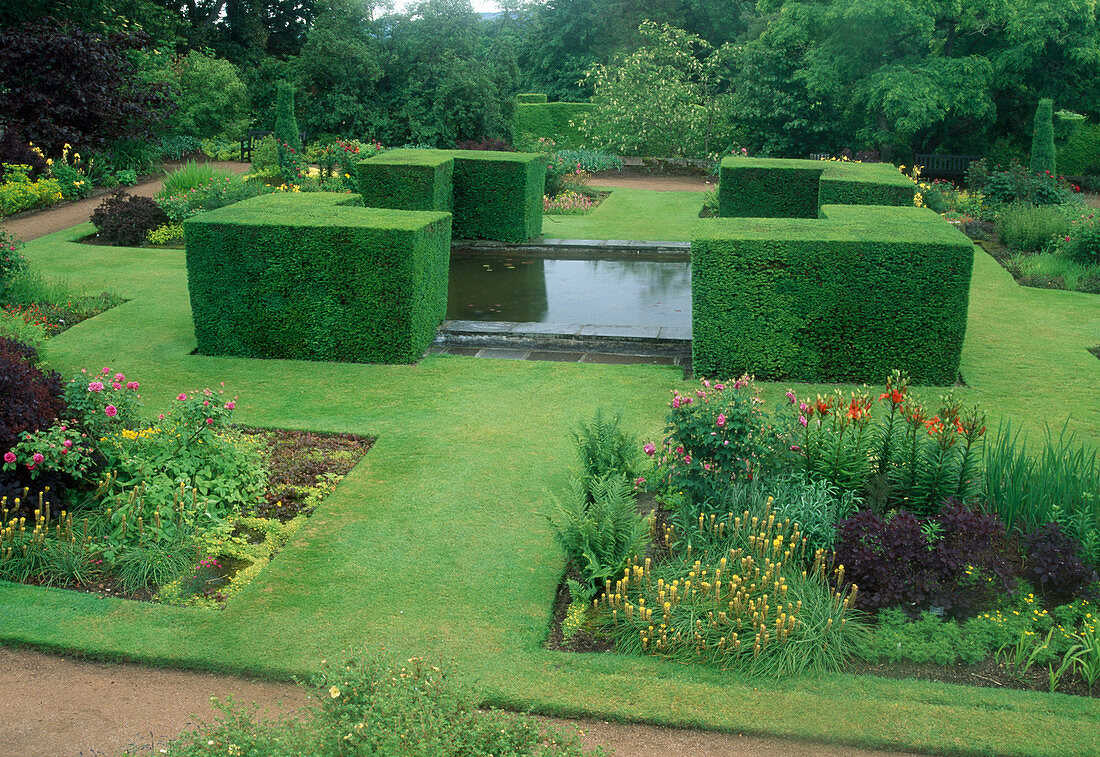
[914,154,982,178]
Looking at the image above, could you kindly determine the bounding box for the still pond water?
[447,255,691,328]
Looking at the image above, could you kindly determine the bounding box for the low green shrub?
[0,164,63,216]
[145,223,184,246]
[152,654,604,756]
[160,135,204,161]
[997,204,1069,252]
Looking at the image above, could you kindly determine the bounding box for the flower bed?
[0,356,372,608]
[548,374,1100,696]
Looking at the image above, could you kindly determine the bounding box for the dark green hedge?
[691,205,973,384]
[449,149,544,242]
[362,149,544,243]
[817,162,917,206]
[356,151,453,211]
[718,158,916,217]
[516,93,548,104]
[1058,121,1100,175]
[512,102,594,148]
[184,192,452,364]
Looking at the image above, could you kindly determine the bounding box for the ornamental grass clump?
[600,496,863,675]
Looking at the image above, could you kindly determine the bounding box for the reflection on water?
[447,256,691,328]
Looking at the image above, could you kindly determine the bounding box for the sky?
[395,1,503,13]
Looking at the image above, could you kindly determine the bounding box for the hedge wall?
[184,192,452,364]
[512,102,594,148]
[356,151,453,212]
[817,161,917,206]
[516,93,548,104]
[362,149,544,243]
[1058,122,1100,176]
[691,204,973,384]
[718,158,916,217]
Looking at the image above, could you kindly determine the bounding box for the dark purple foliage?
[1024,523,1099,604]
[836,500,1016,617]
[0,338,67,513]
[90,191,168,246]
[0,130,49,180]
[0,21,172,156]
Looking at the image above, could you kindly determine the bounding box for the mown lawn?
[1,210,1098,756]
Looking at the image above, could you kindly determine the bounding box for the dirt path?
[0,646,921,757]
[3,161,248,242]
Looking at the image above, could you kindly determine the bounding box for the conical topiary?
[1029,98,1056,176]
[274,81,301,150]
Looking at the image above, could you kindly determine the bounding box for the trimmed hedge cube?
[818,161,918,206]
[449,149,544,242]
[361,149,544,243]
[184,192,452,364]
[691,205,973,385]
[718,157,917,217]
[356,150,453,212]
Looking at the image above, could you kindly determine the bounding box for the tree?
[578,21,734,157]
[0,21,172,156]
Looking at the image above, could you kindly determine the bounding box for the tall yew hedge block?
[359,149,544,243]
[718,157,916,217]
[691,205,973,384]
[183,193,452,364]
[355,150,454,212]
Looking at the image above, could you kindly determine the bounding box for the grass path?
[1,213,1098,756]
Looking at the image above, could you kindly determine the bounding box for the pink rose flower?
[643,442,656,457]
[114,373,125,381]
[205,418,214,425]
[177,393,187,401]
[3,452,15,464]
[105,405,118,417]
[225,401,235,410]
[62,439,72,448]
[32,453,44,464]
[102,367,111,374]
[111,382,121,390]
[716,414,727,427]
[126,382,139,390]
[88,382,104,392]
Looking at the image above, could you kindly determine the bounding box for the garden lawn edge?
[0,218,1098,757]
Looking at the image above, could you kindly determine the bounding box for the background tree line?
[1,0,1097,160]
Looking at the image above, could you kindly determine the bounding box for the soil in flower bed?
[17,427,373,603]
[2,291,123,337]
[849,656,1099,699]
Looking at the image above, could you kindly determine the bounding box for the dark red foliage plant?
[0,20,172,156]
[1025,522,1099,605]
[836,500,1016,618]
[90,191,169,246]
[454,139,513,151]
